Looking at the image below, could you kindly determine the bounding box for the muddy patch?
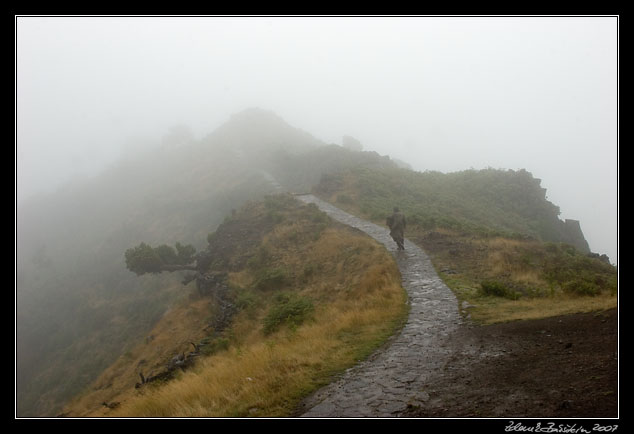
[401,308,618,418]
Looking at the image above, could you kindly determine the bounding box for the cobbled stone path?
[296,194,463,417]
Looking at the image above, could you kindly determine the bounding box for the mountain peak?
[203,108,324,154]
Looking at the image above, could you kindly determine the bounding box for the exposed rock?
[559,219,590,253]
[101,401,120,410]
[587,251,611,264]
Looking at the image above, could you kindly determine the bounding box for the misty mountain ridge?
[201,107,324,154]
[15,107,398,417]
[16,107,605,417]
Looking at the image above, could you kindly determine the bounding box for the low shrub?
[562,279,601,296]
[233,288,259,311]
[253,268,289,291]
[200,337,230,356]
[478,280,520,300]
[262,293,314,335]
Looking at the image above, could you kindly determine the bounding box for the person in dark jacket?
[387,207,406,250]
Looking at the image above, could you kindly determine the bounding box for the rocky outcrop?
[559,219,590,253]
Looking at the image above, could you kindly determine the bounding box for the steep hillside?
[15,108,401,417]
[16,138,275,417]
[62,194,407,417]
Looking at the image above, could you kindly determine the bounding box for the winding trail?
[296,194,463,417]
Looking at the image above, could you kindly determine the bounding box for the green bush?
[478,280,520,300]
[262,293,314,335]
[562,279,601,296]
[542,246,616,296]
[253,267,289,291]
[233,288,259,311]
[200,337,230,356]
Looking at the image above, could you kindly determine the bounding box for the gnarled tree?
[124,242,198,276]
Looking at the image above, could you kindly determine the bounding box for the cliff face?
[560,219,590,253]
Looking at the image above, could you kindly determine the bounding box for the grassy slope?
[16,155,274,417]
[314,167,617,324]
[16,110,320,417]
[17,109,399,417]
[63,195,408,417]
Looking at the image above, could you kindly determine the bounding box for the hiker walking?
[386,207,406,251]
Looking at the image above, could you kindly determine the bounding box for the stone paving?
[296,194,463,418]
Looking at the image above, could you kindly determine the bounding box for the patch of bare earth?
[402,308,618,418]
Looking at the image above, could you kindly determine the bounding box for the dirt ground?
[402,308,618,418]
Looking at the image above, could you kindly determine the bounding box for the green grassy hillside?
[313,167,617,323]
[316,167,589,248]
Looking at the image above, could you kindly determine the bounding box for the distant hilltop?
[202,107,324,154]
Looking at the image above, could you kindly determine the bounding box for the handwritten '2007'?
[505,421,618,433]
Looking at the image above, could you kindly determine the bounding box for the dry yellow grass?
[111,292,405,417]
[481,237,546,286]
[63,290,216,417]
[65,219,407,418]
[433,234,617,325]
[469,292,617,325]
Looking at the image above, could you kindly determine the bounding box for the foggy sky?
[15,16,618,263]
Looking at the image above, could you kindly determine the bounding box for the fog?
[16,16,618,263]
